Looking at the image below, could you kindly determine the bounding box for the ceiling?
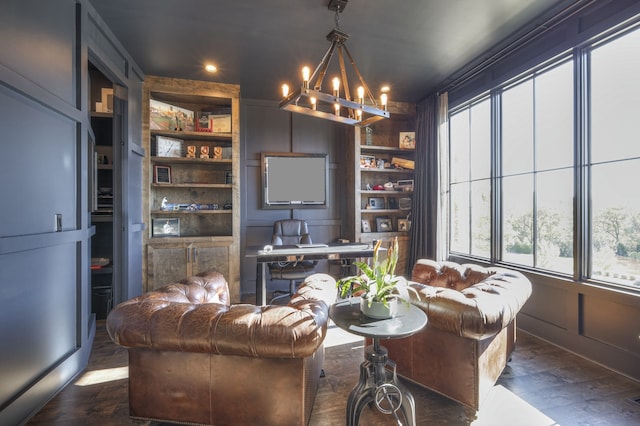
[89,0,572,103]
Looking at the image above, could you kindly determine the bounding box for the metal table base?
[347,340,415,426]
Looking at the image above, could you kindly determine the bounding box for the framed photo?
[398,219,412,232]
[368,197,384,210]
[152,218,180,237]
[376,217,393,232]
[399,131,416,149]
[154,165,171,184]
[360,155,376,168]
[149,99,195,131]
[361,219,371,233]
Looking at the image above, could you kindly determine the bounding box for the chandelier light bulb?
[282,84,289,98]
[334,103,340,115]
[310,97,317,110]
[302,66,310,89]
[332,77,340,96]
[357,86,365,104]
[380,93,388,110]
[356,109,362,120]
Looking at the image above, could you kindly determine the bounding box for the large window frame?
[448,20,640,293]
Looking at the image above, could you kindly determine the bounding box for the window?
[501,61,574,274]
[589,27,640,287]
[449,98,491,258]
[448,21,640,290]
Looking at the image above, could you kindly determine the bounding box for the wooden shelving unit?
[142,76,240,299]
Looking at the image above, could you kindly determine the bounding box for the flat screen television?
[262,152,328,209]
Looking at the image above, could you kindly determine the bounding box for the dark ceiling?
[89,0,572,103]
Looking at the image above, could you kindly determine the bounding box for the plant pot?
[360,296,398,319]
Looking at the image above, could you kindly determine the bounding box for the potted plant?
[336,237,417,319]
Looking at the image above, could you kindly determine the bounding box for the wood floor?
[28,320,640,426]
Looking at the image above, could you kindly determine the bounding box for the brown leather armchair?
[379,259,532,417]
[107,270,336,426]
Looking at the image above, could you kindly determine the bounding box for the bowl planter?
[337,237,418,319]
[360,294,398,319]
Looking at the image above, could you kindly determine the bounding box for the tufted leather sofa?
[107,270,336,426]
[379,259,532,416]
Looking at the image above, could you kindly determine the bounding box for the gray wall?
[239,99,350,296]
[0,1,143,424]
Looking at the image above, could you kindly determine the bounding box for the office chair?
[268,219,318,303]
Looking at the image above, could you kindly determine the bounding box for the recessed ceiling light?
[205,64,217,73]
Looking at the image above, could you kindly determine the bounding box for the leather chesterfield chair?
[107,270,336,426]
[379,259,532,418]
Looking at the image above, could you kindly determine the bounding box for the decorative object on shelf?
[365,127,373,145]
[225,171,233,184]
[368,197,384,210]
[398,218,411,232]
[156,136,184,157]
[361,219,371,233]
[388,198,398,209]
[159,198,220,212]
[213,146,223,159]
[152,218,180,237]
[336,237,418,319]
[383,182,395,190]
[150,99,194,131]
[95,87,113,113]
[200,146,210,159]
[279,0,389,127]
[186,145,196,158]
[376,217,392,232]
[391,156,415,170]
[396,179,414,191]
[154,165,171,184]
[399,131,416,149]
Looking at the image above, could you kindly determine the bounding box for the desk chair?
[268,219,317,303]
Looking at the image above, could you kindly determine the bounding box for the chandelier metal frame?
[279,0,389,127]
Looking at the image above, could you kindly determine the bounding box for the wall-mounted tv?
[262,152,328,209]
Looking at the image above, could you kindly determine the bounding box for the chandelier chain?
[334,5,341,29]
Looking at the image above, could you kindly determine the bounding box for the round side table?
[330,298,428,426]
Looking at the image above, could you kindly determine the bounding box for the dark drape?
[407,94,439,274]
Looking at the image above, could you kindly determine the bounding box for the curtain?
[436,93,449,261]
[407,92,449,273]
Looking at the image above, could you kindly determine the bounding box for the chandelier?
[279,0,389,127]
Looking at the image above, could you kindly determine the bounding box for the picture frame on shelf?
[361,219,371,233]
[154,165,171,184]
[376,217,393,232]
[398,219,411,232]
[152,218,180,237]
[368,197,384,210]
[399,131,416,149]
[360,155,376,168]
[149,99,195,131]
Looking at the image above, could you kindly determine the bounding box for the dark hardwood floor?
[28,319,640,426]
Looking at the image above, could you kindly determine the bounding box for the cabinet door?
[191,244,230,281]
[147,244,190,291]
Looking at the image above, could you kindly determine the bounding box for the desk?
[330,298,427,426]
[245,243,375,305]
